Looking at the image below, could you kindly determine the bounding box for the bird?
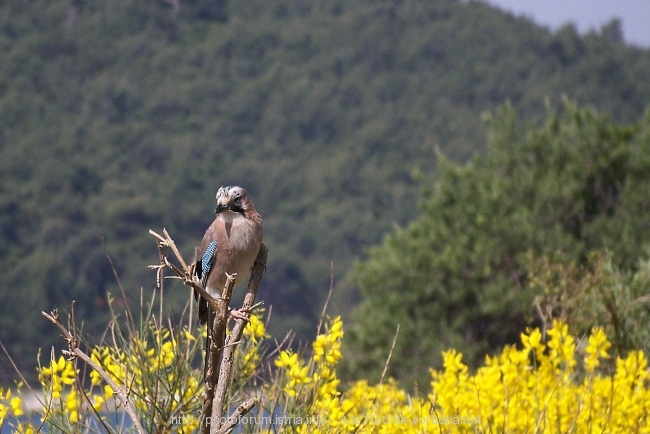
[194,186,263,326]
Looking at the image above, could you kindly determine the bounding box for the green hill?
[1,0,649,381]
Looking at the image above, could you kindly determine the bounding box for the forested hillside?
[1,0,649,381]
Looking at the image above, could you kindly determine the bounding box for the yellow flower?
[547,320,576,369]
[182,377,200,402]
[39,356,77,400]
[16,307,650,433]
[0,388,7,425]
[442,348,467,375]
[179,414,200,434]
[65,390,79,423]
[521,327,543,354]
[584,326,611,372]
[9,395,23,417]
[244,314,268,341]
[275,349,312,397]
[40,355,63,377]
[287,363,311,386]
[183,329,196,342]
[103,384,114,400]
[241,345,261,377]
[313,335,327,362]
[312,316,344,367]
[318,378,340,397]
[91,394,105,412]
[275,350,298,369]
[156,341,175,369]
[90,349,105,386]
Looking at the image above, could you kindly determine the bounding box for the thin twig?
[379,324,400,385]
[317,261,336,336]
[248,301,265,311]
[0,341,44,408]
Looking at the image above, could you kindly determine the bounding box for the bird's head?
[215,186,254,216]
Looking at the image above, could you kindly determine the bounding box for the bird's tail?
[203,304,213,381]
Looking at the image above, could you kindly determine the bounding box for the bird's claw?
[230,308,250,321]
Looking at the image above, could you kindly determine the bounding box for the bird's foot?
[229,308,250,321]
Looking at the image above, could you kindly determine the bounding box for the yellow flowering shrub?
[4,309,649,433]
[232,311,270,388]
[1,313,267,433]
[272,318,650,433]
[270,316,344,426]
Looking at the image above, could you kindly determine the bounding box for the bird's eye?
[234,195,242,204]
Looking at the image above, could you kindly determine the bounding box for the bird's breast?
[206,213,262,295]
[220,213,262,253]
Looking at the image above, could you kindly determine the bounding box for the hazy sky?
[481,0,650,48]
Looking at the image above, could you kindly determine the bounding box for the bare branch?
[148,229,167,244]
[201,273,236,431]
[216,397,258,434]
[41,309,147,434]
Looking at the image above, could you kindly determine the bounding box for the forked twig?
[148,229,221,316]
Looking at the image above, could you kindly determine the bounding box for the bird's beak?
[215,203,229,214]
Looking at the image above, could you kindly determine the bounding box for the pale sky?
[481,0,650,48]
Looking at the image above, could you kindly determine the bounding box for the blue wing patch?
[200,240,218,281]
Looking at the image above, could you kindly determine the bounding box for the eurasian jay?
[195,186,263,325]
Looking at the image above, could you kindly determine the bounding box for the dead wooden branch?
[149,229,268,434]
[212,244,268,431]
[202,272,236,429]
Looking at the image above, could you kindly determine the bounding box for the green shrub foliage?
[346,104,650,386]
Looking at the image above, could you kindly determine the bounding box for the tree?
[344,102,650,387]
